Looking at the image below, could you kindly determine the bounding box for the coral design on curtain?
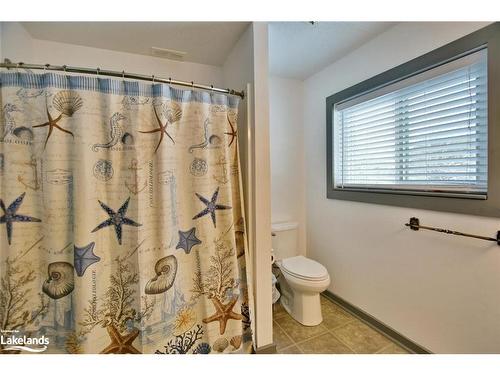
[0,72,252,354]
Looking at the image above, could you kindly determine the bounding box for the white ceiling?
[21,22,250,67]
[20,22,396,78]
[269,22,396,79]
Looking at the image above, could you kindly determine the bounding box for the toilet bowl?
[277,255,330,326]
[272,222,330,326]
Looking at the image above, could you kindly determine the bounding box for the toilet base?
[277,273,325,326]
[280,291,323,326]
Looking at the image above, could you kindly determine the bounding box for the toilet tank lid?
[272,222,298,232]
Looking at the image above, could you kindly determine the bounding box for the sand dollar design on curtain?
[0,72,252,354]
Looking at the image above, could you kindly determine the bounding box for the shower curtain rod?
[0,60,245,99]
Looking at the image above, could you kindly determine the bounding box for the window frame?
[326,23,500,218]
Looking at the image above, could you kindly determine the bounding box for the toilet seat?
[280,255,328,281]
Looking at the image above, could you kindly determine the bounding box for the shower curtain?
[0,71,252,354]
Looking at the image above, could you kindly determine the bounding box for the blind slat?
[344,155,487,167]
[340,139,487,159]
[343,81,485,124]
[342,128,486,152]
[339,61,486,112]
[342,95,484,134]
[343,115,483,144]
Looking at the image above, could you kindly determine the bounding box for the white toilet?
[272,222,330,326]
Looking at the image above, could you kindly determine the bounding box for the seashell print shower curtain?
[0,72,253,354]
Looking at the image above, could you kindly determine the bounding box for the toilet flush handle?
[271,232,276,237]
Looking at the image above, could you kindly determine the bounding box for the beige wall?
[0,23,3,62]
[303,22,499,353]
[222,23,273,349]
[1,22,223,85]
[223,25,253,222]
[269,76,306,255]
[250,23,273,349]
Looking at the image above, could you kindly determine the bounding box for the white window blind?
[333,49,488,198]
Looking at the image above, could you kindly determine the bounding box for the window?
[326,23,500,217]
[334,49,488,198]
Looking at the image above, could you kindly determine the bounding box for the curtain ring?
[152,75,155,83]
[191,81,194,88]
[96,67,100,76]
[210,84,214,92]
[62,65,67,72]
[168,77,172,85]
[122,70,125,79]
[44,63,50,73]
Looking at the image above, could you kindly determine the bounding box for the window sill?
[333,187,487,200]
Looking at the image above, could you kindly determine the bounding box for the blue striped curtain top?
[0,72,240,108]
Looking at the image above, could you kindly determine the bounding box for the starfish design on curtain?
[176,227,202,254]
[202,297,243,335]
[33,104,74,149]
[138,106,175,153]
[100,325,141,354]
[74,241,100,277]
[224,114,237,147]
[0,192,41,245]
[91,197,142,245]
[192,187,231,228]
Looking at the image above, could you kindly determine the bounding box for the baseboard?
[254,342,277,354]
[322,291,431,354]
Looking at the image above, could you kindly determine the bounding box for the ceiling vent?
[151,47,187,61]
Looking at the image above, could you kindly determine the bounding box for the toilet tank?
[271,222,299,260]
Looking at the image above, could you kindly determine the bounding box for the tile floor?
[273,295,410,354]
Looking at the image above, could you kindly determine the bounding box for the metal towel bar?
[405,217,500,245]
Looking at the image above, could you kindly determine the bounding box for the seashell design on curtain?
[0,72,252,354]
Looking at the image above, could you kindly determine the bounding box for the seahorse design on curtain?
[0,71,252,354]
[92,112,127,151]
